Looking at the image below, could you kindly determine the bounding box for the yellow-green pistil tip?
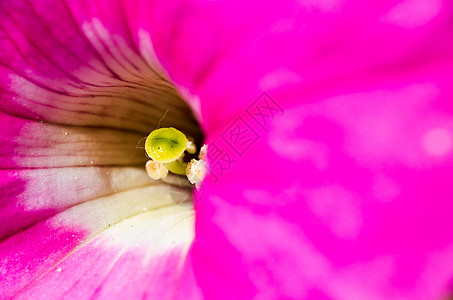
[145,127,188,163]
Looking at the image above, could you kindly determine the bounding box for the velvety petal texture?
[0,0,200,298]
[146,0,453,299]
[2,0,453,299]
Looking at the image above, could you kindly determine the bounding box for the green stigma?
[164,160,188,175]
[145,127,188,163]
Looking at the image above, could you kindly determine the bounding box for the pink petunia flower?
[1,0,453,299]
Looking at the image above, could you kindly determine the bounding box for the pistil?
[144,127,207,187]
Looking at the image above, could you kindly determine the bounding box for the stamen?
[186,158,207,188]
[199,144,208,160]
[145,160,169,180]
[186,137,197,154]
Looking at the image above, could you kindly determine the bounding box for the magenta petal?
[3,0,453,299]
[1,0,200,298]
[9,206,194,300]
[148,0,453,299]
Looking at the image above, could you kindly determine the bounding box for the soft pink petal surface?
[146,0,453,299]
[1,0,198,298]
[2,0,453,299]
